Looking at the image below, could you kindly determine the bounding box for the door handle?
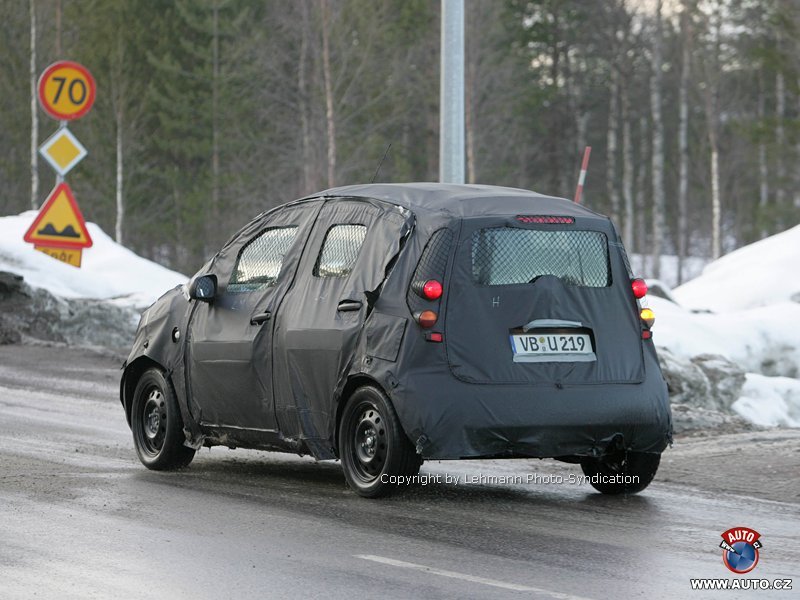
[337,300,363,312]
[250,311,272,325]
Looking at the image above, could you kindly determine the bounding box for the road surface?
[0,345,797,599]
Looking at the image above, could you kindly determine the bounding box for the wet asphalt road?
[0,345,798,599]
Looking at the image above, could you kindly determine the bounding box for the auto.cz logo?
[688,527,793,592]
[719,527,762,574]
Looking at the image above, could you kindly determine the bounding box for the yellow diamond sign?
[39,127,88,176]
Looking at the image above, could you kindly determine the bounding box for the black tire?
[580,451,660,495]
[339,385,421,498]
[131,368,195,470]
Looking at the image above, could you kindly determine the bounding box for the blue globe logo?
[723,541,759,574]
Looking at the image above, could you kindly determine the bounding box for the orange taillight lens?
[416,310,438,329]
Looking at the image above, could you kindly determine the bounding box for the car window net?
[229,226,298,292]
[314,224,367,278]
[471,227,611,287]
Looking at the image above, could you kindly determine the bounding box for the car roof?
[306,182,608,220]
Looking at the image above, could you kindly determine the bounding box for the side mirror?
[189,274,218,302]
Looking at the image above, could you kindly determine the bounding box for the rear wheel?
[339,385,420,498]
[131,368,195,470]
[580,451,660,495]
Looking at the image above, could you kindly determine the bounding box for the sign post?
[27,60,95,267]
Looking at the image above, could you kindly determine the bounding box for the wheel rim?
[348,401,387,483]
[137,386,167,456]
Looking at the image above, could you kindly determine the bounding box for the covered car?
[120,183,672,497]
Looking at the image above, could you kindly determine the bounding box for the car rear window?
[471,227,611,287]
[228,226,298,292]
[314,224,367,278]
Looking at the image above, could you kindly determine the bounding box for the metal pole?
[573,146,592,204]
[439,0,465,184]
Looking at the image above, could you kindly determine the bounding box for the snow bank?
[673,224,800,312]
[0,211,187,308]
[733,374,800,427]
[651,225,800,429]
[651,296,800,378]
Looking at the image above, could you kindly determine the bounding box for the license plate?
[509,332,596,363]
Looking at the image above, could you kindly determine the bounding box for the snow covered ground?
[733,374,800,428]
[652,224,800,427]
[0,211,187,308]
[673,224,800,312]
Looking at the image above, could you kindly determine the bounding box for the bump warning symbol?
[24,183,93,250]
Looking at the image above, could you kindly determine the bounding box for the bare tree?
[466,46,477,184]
[677,2,692,284]
[606,67,620,223]
[297,0,314,194]
[621,85,634,251]
[635,114,649,260]
[115,104,124,243]
[757,71,768,233]
[320,0,336,188]
[29,0,38,210]
[700,0,723,259]
[211,0,220,222]
[649,0,666,277]
[774,68,785,207]
[796,77,800,209]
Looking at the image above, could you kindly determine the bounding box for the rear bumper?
[392,350,672,460]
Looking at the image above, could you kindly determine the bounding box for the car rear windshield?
[471,227,611,287]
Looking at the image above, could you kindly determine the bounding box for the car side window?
[228,226,298,292]
[313,224,367,278]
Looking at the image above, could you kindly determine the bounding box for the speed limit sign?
[38,61,96,121]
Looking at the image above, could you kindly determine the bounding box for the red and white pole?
[573,145,592,204]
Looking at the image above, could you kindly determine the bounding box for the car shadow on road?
[131,452,659,516]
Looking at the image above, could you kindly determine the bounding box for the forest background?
[2,0,798,278]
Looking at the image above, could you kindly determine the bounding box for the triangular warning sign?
[24,182,93,249]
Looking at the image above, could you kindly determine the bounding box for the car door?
[187,200,321,430]
[272,198,413,455]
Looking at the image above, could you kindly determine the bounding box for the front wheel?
[131,368,195,470]
[339,386,420,498]
[580,451,660,495]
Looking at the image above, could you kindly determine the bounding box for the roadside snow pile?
[673,224,800,312]
[0,211,187,308]
[653,225,800,430]
[651,296,800,378]
[0,210,188,353]
[733,374,800,427]
[0,271,137,352]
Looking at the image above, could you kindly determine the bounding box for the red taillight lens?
[631,278,648,299]
[421,279,443,300]
[416,310,438,328]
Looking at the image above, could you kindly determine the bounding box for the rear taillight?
[407,229,453,336]
[416,310,438,329]
[631,278,648,299]
[640,307,655,328]
[416,279,442,300]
